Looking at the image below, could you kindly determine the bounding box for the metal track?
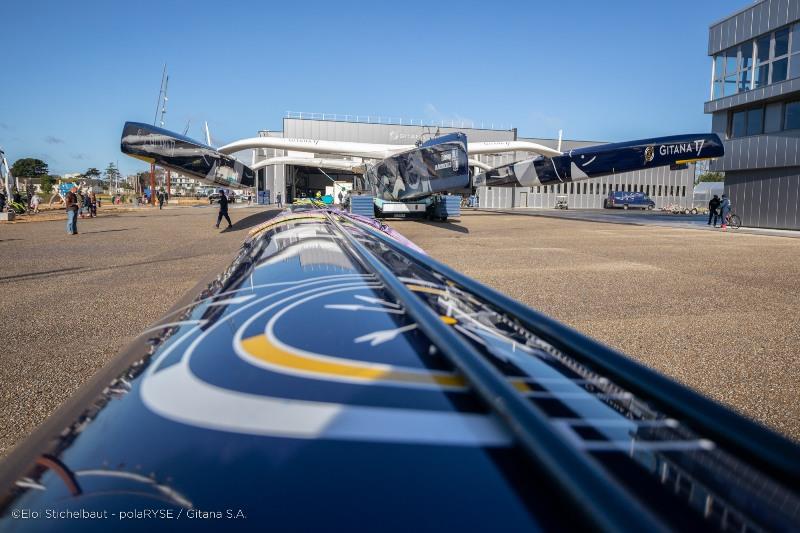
[327,212,666,533]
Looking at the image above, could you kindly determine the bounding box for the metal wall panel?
[725,167,800,229]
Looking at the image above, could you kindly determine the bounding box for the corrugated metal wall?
[477,165,695,210]
[725,167,800,229]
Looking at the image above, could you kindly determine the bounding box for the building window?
[746,107,764,135]
[730,106,765,138]
[785,100,800,130]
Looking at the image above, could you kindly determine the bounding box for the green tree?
[104,162,121,185]
[11,158,49,178]
[40,175,55,195]
[697,172,725,183]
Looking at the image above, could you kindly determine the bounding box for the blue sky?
[0,0,749,176]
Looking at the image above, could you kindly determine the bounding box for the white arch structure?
[219,138,562,160]
[219,137,559,176]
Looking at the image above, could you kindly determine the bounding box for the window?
[775,27,790,57]
[756,35,770,63]
[772,57,788,83]
[785,101,800,130]
[646,185,650,196]
[746,107,764,135]
[731,110,747,137]
[681,186,686,197]
[570,182,574,194]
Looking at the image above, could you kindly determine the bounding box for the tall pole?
[150,163,156,205]
[166,170,171,200]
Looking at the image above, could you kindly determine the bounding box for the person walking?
[215,189,232,229]
[157,190,165,210]
[65,186,79,234]
[276,192,282,208]
[707,194,721,227]
[338,191,343,205]
[720,194,732,229]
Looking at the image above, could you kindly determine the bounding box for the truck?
[603,191,655,210]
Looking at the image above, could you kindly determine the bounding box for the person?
[65,186,79,234]
[12,189,21,204]
[30,193,41,214]
[708,194,721,227]
[157,190,165,210]
[89,192,97,217]
[720,194,732,229]
[338,191,343,205]
[0,190,6,212]
[276,192,282,208]
[76,190,85,218]
[215,188,232,229]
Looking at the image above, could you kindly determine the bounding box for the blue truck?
[603,191,655,210]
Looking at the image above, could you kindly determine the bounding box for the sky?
[0,0,751,176]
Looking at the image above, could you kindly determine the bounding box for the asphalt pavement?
[1,206,797,459]
[0,206,279,457]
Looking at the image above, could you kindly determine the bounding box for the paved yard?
[1,207,797,459]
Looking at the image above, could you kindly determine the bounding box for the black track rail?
[347,214,800,490]
[327,212,666,533]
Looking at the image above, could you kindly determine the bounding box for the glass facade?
[712,23,800,99]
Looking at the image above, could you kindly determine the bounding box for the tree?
[11,158,49,179]
[40,175,55,195]
[83,167,102,189]
[104,162,121,187]
[697,172,725,183]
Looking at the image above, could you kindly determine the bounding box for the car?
[603,191,655,210]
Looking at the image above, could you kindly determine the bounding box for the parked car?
[603,191,655,210]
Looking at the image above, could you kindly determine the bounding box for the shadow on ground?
[221,209,281,233]
[411,219,469,234]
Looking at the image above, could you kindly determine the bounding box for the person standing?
[338,191,343,205]
[65,186,79,234]
[89,192,97,217]
[707,194,721,227]
[215,188,232,229]
[720,194,732,229]
[276,192,282,208]
[0,191,6,212]
[30,193,41,214]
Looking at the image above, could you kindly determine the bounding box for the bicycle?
[723,211,741,230]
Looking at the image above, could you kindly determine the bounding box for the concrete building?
[253,114,695,210]
[706,0,800,230]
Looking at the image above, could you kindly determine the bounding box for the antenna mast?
[153,64,169,127]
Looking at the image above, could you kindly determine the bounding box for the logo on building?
[644,146,655,164]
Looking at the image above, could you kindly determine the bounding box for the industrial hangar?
[252,114,697,210]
